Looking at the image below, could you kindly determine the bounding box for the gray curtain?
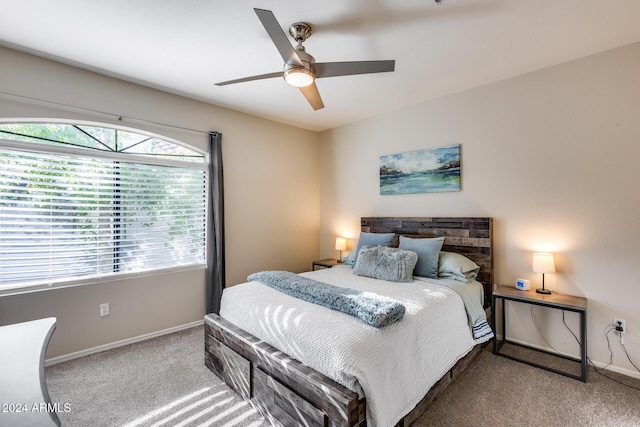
[206,132,225,314]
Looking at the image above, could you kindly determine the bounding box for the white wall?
[318,42,640,377]
[0,46,320,358]
[3,39,638,378]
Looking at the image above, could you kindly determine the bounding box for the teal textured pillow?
[353,245,418,283]
[438,251,480,283]
[343,250,356,266]
[398,236,444,279]
[353,232,395,264]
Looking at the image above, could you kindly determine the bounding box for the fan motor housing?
[289,22,312,42]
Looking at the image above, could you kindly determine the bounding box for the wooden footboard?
[205,311,490,427]
[205,313,366,427]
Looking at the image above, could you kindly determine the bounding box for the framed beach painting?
[380,144,461,195]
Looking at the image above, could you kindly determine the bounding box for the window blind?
[0,148,207,290]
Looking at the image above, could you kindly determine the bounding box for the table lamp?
[533,252,555,294]
[335,237,346,263]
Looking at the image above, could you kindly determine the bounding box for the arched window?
[0,122,208,294]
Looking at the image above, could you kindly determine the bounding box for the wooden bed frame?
[205,217,493,427]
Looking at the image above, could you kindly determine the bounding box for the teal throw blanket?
[248,271,405,328]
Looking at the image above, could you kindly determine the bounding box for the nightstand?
[312,259,342,271]
[492,285,587,382]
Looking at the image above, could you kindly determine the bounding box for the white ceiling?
[2,0,640,132]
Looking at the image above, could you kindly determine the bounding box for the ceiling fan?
[215,8,395,111]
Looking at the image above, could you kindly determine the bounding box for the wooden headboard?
[361,217,494,308]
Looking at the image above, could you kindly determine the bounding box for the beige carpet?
[46,326,268,427]
[46,325,640,427]
[416,344,640,427]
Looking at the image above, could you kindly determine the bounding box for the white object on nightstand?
[515,278,530,290]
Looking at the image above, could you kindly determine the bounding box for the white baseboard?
[45,319,204,366]
[494,335,640,380]
[589,358,640,380]
[47,322,640,381]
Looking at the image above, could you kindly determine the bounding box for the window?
[0,122,208,294]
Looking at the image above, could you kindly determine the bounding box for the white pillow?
[438,251,480,283]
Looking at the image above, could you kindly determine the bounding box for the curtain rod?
[0,90,212,135]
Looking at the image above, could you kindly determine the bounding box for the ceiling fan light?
[284,68,314,87]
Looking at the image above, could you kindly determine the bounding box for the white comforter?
[220,266,477,427]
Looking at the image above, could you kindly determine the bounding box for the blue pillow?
[398,236,445,279]
[353,232,395,264]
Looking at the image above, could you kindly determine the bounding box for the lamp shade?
[335,237,347,251]
[532,252,555,274]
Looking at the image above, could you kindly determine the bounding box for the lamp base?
[536,288,551,295]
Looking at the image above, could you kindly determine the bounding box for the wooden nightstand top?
[312,259,342,270]
[493,285,587,312]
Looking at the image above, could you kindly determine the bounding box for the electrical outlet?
[100,303,110,317]
[614,317,626,334]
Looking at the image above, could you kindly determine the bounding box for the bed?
[205,217,493,426]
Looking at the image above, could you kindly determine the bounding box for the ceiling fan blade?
[314,60,395,78]
[215,71,283,86]
[254,8,303,67]
[299,83,324,110]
